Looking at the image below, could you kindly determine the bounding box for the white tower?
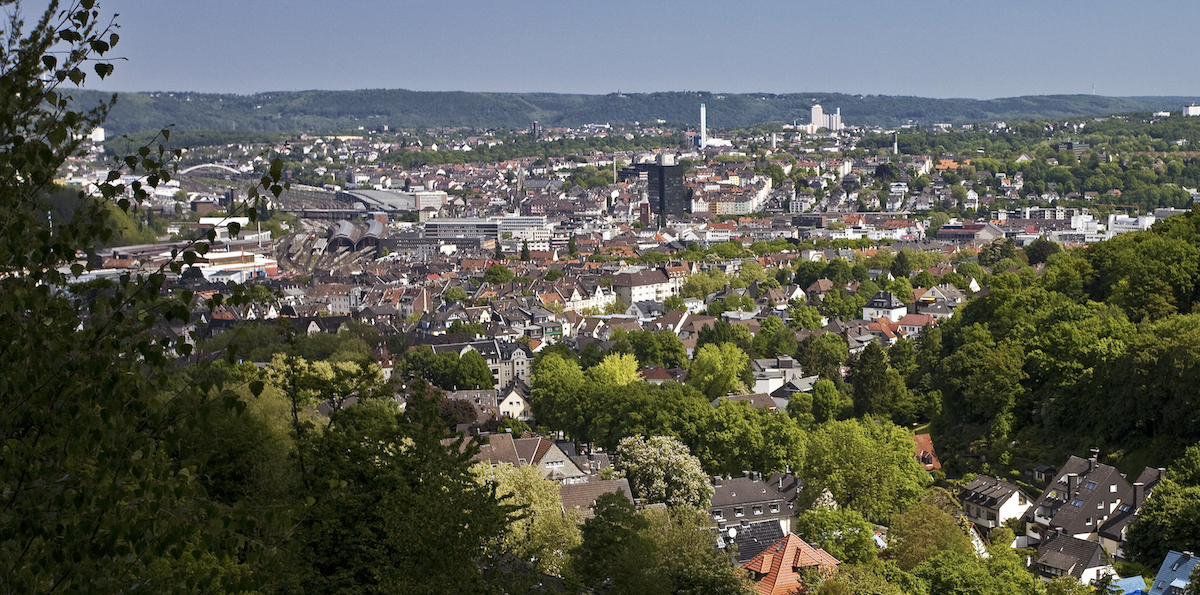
[700,103,707,148]
[811,104,824,132]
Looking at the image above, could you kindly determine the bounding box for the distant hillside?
[72,89,1200,136]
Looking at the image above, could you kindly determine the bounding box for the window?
[1117,504,1132,512]
[714,510,725,521]
[770,503,780,514]
[753,505,763,515]
[1111,485,1117,493]
[1071,498,1084,507]
[735,507,745,517]
[1085,481,1097,490]
[1085,517,1092,526]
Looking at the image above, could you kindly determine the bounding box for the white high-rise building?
[807,104,844,132]
[1185,105,1200,117]
[700,103,708,148]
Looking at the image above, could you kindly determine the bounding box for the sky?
[79,0,1200,99]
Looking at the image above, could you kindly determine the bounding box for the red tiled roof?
[742,534,840,595]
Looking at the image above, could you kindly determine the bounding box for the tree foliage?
[613,435,713,511]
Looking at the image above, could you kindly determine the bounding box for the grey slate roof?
[1037,533,1106,579]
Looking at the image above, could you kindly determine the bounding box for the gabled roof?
[960,475,1025,509]
[1037,534,1107,579]
[559,479,634,519]
[1149,551,1197,595]
[864,291,905,310]
[742,533,840,595]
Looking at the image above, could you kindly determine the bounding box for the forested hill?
[72,89,1200,135]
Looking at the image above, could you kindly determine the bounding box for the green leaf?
[249,380,264,397]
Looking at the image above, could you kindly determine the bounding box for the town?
[33,95,1200,595]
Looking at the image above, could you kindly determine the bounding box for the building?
[1035,533,1113,584]
[623,155,687,218]
[1023,451,1165,548]
[742,533,840,595]
[610,268,679,304]
[424,218,500,240]
[1148,551,1197,595]
[807,104,844,132]
[710,472,801,534]
[1184,105,1200,117]
[429,339,534,389]
[862,291,907,322]
[959,476,1031,532]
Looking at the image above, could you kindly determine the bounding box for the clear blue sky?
[87,0,1200,99]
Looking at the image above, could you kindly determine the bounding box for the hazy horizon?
[88,0,1200,100]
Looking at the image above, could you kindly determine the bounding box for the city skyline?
[88,0,1200,99]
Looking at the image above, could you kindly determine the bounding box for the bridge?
[178,163,243,175]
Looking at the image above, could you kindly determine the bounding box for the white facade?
[1184,105,1200,116]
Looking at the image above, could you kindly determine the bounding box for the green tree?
[688,342,752,399]
[1024,237,1062,266]
[614,435,714,511]
[664,294,687,312]
[801,333,850,379]
[443,285,469,303]
[567,493,661,594]
[1126,442,1200,565]
[529,352,587,438]
[794,507,879,564]
[790,303,824,330]
[456,349,495,389]
[811,379,842,424]
[587,352,642,386]
[887,502,974,571]
[803,419,928,522]
[472,463,583,576]
[290,393,516,595]
[0,4,295,590]
[484,263,514,284]
[521,239,531,261]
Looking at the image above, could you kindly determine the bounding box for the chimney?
[1067,473,1079,499]
[1133,482,1144,508]
[1089,448,1099,473]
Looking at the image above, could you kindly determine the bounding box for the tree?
[803,419,928,522]
[794,507,879,564]
[568,235,578,256]
[891,249,913,279]
[790,303,824,330]
[811,379,842,424]
[851,342,910,420]
[0,4,297,590]
[472,463,582,576]
[613,435,713,511]
[521,239,531,261]
[801,333,850,379]
[687,342,752,399]
[587,352,642,386]
[887,502,973,571]
[1024,237,1062,266]
[1126,442,1200,565]
[456,349,494,389]
[291,392,516,594]
[529,352,586,438]
[484,264,514,284]
[567,493,661,594]
[442,285,468,303]
[663,294,687,312]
